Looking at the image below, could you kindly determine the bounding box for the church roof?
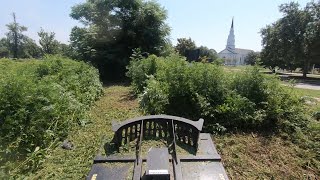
[234,48,253,54]
[218,48,253,55]
[218,48,236,54]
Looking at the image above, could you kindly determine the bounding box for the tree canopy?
[1,18,73,59]
[38,28,60,55]
[198,46,218,61]
[69,0,171,81]
[175,37,218,61]
[260,1,320,77]
[0,13,45,59]
[5,13,28,58]
[245,51,260,65]
[175,37,196,57]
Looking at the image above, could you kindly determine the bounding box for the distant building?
[218,18,253,65]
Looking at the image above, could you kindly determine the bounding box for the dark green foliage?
[128,56,320,171]
[0,38,10,58]
[2,13,44,59]
[175,38,218,62]
[5,13,27,58]
[244,51,260,65]
[19,37,42,58]
[127,55,305,131]
[175,38,196,57]
[0,56,103,155]
[126,53,159,94]
[70,0,171,81]
[260,1,320,76]
[38,28,60,55]
[198,46,218,61]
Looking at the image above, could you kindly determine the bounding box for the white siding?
[218,48,252,66]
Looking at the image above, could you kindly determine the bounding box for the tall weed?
[0,56,103,157]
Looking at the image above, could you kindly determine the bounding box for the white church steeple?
[226,18,235,51]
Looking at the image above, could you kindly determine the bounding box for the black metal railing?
[112,115,204,150]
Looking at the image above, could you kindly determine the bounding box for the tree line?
[3,0,316,81]
[260,1,320,77]
[0,13,74,59]
[0,0,221,82]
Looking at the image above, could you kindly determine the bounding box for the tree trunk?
[303,58,309,78]
[12,13,18,59]
[13,31,18,59]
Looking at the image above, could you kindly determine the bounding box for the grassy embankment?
[30,85,319,179]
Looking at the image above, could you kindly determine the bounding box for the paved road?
[278,73,320,90]
[293,83,320,90]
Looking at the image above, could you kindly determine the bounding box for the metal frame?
[87,115,228,180]
[112,115,204,150]
[110,115,204,180]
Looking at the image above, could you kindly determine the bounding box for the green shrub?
[0,56,103,154]
[126,54,159,94]
[139,77,169,114]
[128,55,306,131]
[128,54,319,170]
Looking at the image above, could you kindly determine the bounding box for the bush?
[127,54,319,171]
[0,56,103,154]
[126,54,159,94]
[127,55,306,131]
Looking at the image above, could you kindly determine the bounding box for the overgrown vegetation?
[29,86,141,179]
[0,56,103,174]
[127,54,320,173]
[18,85,318,179]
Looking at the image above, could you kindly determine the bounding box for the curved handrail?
[112,114,204,132]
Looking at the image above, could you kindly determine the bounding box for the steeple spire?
[231,17,234,28]
[226,17,235,51]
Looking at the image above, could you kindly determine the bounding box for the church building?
[218,18,253,65]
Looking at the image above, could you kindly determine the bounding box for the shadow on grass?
[102,135,197,157]
[263,71,320,85]
[119,93,137,102]
[103,141,118,156]
[103,82,131,88]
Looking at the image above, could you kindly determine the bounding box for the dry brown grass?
[214,133,319,179]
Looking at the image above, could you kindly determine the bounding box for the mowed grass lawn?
[294,88,320,98]
[31,85,141,179]
[29,85,319,179]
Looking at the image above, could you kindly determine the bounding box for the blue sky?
[0,0,310,52]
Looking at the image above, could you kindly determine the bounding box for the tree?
[245,52,260,65]
[38,28,60,55]
[304,1,320,69]
[2,14,42,59]
[260,23,284,71]
[198,46,218,61]
[57,43,77,59]
[5,13,27,58]
[70,0,170,81]
[175,38,196,57]
[0,38,10,58]
[260,1,320,77]
[19,37,42,58]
